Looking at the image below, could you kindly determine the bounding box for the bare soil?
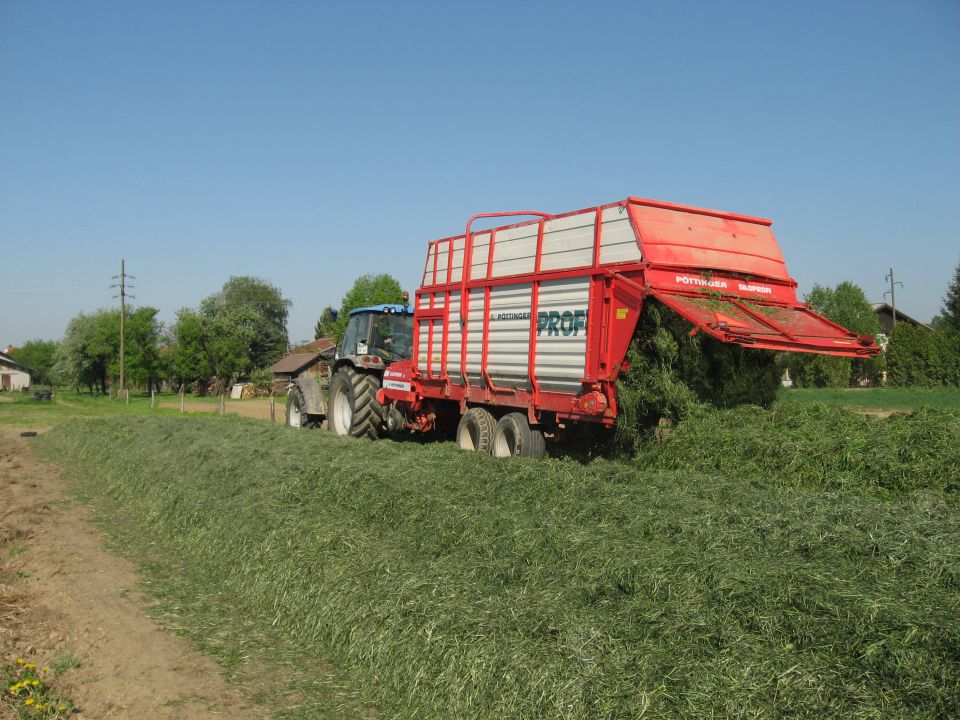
[159,399,282,423]
[0,428,265,719]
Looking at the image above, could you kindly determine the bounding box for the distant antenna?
[883,267,903,327]
[109,259,136,392]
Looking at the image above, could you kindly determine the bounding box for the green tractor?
[286,304,414,437]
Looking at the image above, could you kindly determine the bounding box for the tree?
[171,304,259,393]
[786,281,881,388]
[208,276,291,368]
[334,274,405,339]
[54,308,164,393]
[314,306,338,339]
[941,257,960,333]
[54,311,116,393]
[11,340,59,386]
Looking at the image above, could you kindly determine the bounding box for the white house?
[0,350,31,391]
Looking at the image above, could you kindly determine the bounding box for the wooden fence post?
[150,389,155,408]
[270,392,276,423]
[219,392,226,415]
[179,384,185,413]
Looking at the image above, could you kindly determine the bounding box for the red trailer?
[377,196,879,458]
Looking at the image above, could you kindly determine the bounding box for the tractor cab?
[338,304,414,367]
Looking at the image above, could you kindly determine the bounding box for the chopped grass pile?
[615,300,781,451]
[633,404,960,496]
[38,416,960,719]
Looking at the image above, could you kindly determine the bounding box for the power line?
[884,267,903,327]
[110,259,135,392]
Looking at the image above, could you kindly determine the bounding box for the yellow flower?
[42,666,50,672]
[35,703,45,710]
[16,659,25,665]
[30,679,40,686]
[24,663,36,669]
[24,698,34,705]
[58,707,67,712]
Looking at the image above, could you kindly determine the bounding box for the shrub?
[887,325,960,387]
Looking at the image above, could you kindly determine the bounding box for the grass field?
[778,386,960,411]
[34,407,960,720]
[0,389,283,426]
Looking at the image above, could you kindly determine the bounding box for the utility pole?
[110,259,135,394]
[884,267,903,327]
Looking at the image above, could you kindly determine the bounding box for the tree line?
[11,272,405,395]
[9,262,958,394]
[786,258,960,388]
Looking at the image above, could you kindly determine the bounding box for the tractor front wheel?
[328,367,385,439]
[286,386,321,429]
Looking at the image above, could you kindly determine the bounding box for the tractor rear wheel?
[491,412,546,460]
[456,407,496,453]
[328,366,385,439]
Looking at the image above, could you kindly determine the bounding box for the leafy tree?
[171,304,259,393]
[54,308,165,393]
[787,281,881,387]
[210,276,291,368]
[887,323,960,387]
[54,311,116,393]
[334,274,405,339]
[11,340,59,386]
[941,257,960,333]
[118,307,165,391]
[314,306,338,339]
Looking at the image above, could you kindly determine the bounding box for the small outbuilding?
[270,338,337,393]
[0,350,32,391]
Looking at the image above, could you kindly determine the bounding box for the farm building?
[270,338,336,392]
[871,303,932,334]
[0,350,31,391]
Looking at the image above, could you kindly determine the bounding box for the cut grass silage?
[39,416,960,719]
[633,404,960,496]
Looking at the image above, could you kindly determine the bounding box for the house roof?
[0,351,31,374]
[270,351,325,374]
[871,303,932,331]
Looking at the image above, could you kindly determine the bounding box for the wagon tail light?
[857,334,875,346]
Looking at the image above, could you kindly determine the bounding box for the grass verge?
[779,386,960,411]
[37,414,960,719]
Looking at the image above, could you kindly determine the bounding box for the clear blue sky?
[2,0,958,346]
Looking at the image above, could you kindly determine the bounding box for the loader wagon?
[366,196,878,458]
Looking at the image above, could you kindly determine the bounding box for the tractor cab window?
[370,313,413,361]
[340,314,368,357]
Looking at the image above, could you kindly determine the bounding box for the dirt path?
[0,428,265,719]
[158,399,283,424]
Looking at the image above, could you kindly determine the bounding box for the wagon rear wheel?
[456,407,496,453]
[286,386,320,429]
[491,412,546,460]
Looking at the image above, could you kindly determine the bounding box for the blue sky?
[1,0,958,346]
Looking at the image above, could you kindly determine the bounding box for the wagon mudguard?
[292,377,326,416]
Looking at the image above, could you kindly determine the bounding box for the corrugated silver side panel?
[449,238,465,283]
[422,244,437,286]
[490,225,537,278]
[534,277,590,394]
[540,211,595,271]
[446,291,463,382]
[469,232,490,280]
[599,205,641,264]
[465,288,484,384]
[416,293,446,376]
[486,283,533,389]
